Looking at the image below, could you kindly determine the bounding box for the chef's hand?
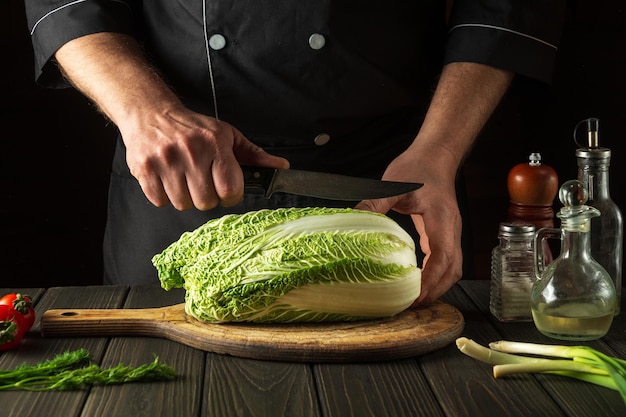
[355,63,512,304]
[54,32,289,211]
[119,105,289,211]
[354,145,463,306]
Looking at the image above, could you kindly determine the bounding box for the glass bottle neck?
[560,229,593,261]
[578,164,610,201]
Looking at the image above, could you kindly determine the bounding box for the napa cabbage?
[152,207,421,323]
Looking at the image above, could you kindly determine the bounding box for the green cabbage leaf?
[152,207,421,323]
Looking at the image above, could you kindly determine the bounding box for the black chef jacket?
[24,0,565,285]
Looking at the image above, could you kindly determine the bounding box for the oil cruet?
[531,180,617,341]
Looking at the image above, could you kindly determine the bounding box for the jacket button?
[308,33,326,50]
[209,34,226,50]
[314,133,331,145]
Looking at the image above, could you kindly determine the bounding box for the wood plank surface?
[315,359,445,417]
[203,355,320,417]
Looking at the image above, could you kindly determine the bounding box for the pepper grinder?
[507,153,559,229]
[507,153,559,266]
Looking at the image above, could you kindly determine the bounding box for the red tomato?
[0,304,24,351]
[0,293,36,331]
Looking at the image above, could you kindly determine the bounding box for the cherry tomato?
[0,293,36,331]
[0,304,24,351]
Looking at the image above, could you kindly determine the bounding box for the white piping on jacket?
[29,0,130,36]
[449,23,558,50]
[202,0,219,120]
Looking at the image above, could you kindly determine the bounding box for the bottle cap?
[574,117,612,161]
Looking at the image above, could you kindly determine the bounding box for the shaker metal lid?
[498,222,536,237]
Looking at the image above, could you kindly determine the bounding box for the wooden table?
[1,281,624,417]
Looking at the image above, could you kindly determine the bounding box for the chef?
[24,1,565,304]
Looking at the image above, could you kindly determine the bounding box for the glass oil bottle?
[532,180,617,341]
[575,118,623,313]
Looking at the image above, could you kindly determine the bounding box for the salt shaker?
[490,222,536,321]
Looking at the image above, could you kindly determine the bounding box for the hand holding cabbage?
[152,208,421,323]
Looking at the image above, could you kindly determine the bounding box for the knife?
[242,166,423,201]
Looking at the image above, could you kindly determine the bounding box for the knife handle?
[241,166,275,196]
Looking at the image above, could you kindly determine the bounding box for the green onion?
[456,337,626,403]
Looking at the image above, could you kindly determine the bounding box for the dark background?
[2,1,624,288]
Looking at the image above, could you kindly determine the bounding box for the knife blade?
[242,166,423,201]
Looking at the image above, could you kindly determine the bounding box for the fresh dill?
[0,349,175,391]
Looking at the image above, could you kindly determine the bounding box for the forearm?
[376,62,513,304]
[409,62,514,180]
[54,32,182,126]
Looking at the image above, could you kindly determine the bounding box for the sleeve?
[444,0,567,83]
[24,0,140,88]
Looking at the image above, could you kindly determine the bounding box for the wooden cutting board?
[41,301,464,363]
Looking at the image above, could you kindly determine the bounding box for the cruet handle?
[534,227,560,280]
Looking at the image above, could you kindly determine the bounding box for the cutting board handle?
[41,304,186,338]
